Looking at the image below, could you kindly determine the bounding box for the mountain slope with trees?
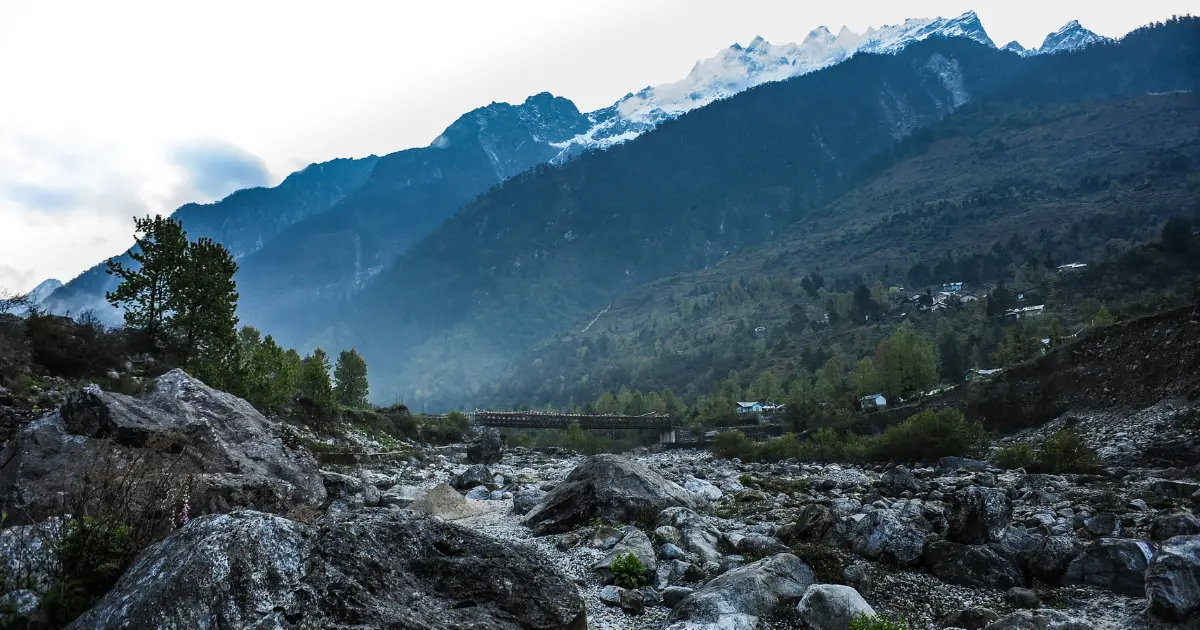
[331,18,1200,409]
[490,93,1200,411]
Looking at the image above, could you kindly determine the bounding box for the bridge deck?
[473,410,673,430]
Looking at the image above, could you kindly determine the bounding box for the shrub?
[993,444,1037,470]
[1036,428,1098,474]
[611,553,646,589]
[712,430,756,460]
[870,409,987,464]
[851,613,911,630]
[11,435,197,626]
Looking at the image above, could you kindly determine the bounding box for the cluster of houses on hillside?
[735,401,786,415]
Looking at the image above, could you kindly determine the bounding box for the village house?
[735,401,763,414]
[963,368,1002,381]
[941,281,963,293]
[1006,304,1046,319]
[859,393,887,410]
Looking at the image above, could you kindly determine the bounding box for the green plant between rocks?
[850,612,911,630]
[611,553,647,589]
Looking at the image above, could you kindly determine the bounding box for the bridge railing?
[473,410,673,430]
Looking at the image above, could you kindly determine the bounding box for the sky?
[0,0,1193,293]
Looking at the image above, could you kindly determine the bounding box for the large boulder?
[658,507,723,564]
[849,509,928,566]
[452,464,493,490]
[1150,513,1200,541]
[999,528,1078,584]
[777,504,838,545]
[409,483,478,520]
[0,370,324,524]
[467,428,505,464]
[948,485,1011,545]
[1063,538,1156,597]
[924,540,1025,589]
[796,584,875,630]
[664,553,814,630]
[523,454,700,535]
[1145,534,1200,621]
[981,609,1089,630]
[593,526,659,583]
[880,466,922,495]
[68,509,587,629]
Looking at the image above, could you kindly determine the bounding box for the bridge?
[472,410,678,444]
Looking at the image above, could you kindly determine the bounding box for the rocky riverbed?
[2,371,1199,629]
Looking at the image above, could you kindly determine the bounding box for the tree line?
[104,215,371,420]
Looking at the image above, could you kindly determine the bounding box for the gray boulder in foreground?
[0,369,325,524]
[1145,534,1200,621]
[68,509,587,630]
[664,553,814,630]
[797,584,875,630]
[522,453,701,535]
[1063,537,1156,597]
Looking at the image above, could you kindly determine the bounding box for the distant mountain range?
[40,11,1111,325]
[32,12,1194,411]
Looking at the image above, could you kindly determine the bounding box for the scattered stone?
[796,584,875,630]
[594,526,658,583]
[777,504,837,545]
[843,561,872,594]
[465,485,491,500]
[1082,512,1121,537]
[590,526,625,550]
[659,507,723,564]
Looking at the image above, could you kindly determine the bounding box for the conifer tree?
[105,215,188,353]
[333,348,369,407]
[299,348,335,418]
[172,237,239,378]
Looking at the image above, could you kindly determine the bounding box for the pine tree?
[172,237,239,380]
[105,215,188,353]
[299,348,335,419]
[333,348,370,408]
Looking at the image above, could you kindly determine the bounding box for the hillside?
[490,92,1200,408]
[41,156,380,316]
[332,18,1200,409]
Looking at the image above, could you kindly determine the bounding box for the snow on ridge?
[556,10,998,154]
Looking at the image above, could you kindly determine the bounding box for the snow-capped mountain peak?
[1036,20,1111,55]
[551,10,1105,159]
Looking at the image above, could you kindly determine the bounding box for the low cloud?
[172,139,270,199]
[5,182,78,212]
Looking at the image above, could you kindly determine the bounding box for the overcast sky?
[0,0,1192,293]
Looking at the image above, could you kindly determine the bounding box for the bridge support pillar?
[658,427,676,445]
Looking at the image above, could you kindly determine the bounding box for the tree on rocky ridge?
[299,348,335,419]
[105,215,188,353]
[333,348,370,408]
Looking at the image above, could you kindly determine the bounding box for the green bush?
[712,430,756,460]
[1036,428,1098,474]
[870,409,987,464]
[611,553,646,589]
[851,613,910,630]
[993,444,1037,470]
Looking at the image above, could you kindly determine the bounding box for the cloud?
[172,139,270,199]
[5,182,77,211]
